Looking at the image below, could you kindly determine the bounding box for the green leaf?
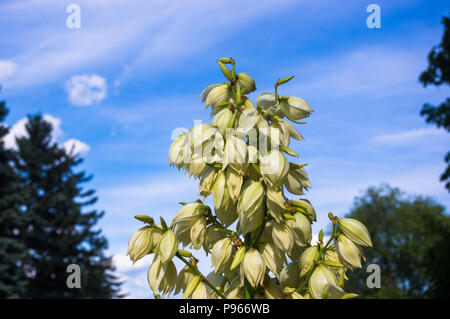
[323,261,344,268]
[277,75,294,86]
[177,249,192,257]
[134,215,154,224]
[218,61,233,81]
[230,246,246,270]
[280,145,299,157]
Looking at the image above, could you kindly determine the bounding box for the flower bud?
[260,150,289,188]
[201,83,231,108]
[309,265,337,299]
[218,61,233,81]
[236,73,256,94]
[213,171,238,226]
[212,108,234,135]
[260,242,285,277]
[338,218,372,247]
[175,265,197,295]
[211,237,233,273]
[191,282,211,299]
[241,248,266,287]
[272,221,294,254]
[169,134,187,168]
[147,257,177,297]
[293,212,312,245]
[237,181,265,234]
[190,123,219,152]
[266,187,285,223]
[282,119,304,141]
[299,246,319,277]
[257,92,277,110]
[264,284,286,299]
[279,261,301,288]
[284,164,311,195]
[157,229,178,264]
[336,234,362,269]
[198,167,218,198]
[187,156,206,179]
[224,134,248,175]
[270,122,290,147]
[225,167,243,202]
[127,226,154,264]
[190,217,207,250]
[280,96,313,121]
[171,202,207,234]
[238,107,259,134]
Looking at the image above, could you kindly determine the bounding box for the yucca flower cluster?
[127,58,372,299]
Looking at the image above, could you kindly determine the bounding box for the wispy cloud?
[0,0,301,90]
[370,127,449,146]
[286,45,429,98]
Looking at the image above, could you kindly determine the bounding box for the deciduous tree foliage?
[419,16,450,192]
[345,185,450,298]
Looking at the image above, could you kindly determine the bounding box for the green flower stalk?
[127,57,373,299]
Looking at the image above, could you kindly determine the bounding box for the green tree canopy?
[344,184,450,298]
[0,100,28,298]
[1,112,122,298]
[419,16,450,191]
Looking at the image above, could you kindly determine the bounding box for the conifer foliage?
[0,106,121,298]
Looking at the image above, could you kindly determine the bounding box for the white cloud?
[63,138,90,156]
[3,114,89,157]
[3,117,28,149]
[370,128,449,146]
[0,60,17,82]
[42,114,63,142]
[66,74,107,106]
[3,114,62,149]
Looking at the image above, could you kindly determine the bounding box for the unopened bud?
[299,246,319,277]
[236,73,256,94]
[260,150,289,188]
[280,96,313,121]
[147,257,177,297]
[241,248,266,287]
[237,181,265,234]
[157,229,178,263]
[309,265,337,299]
[336,234,362,269]
[338,218,372,247]
[211,238,233,273]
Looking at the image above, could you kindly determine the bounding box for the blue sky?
[1,0,449,298]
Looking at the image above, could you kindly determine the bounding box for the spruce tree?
[14,114,121,298]
[0,99,28,298]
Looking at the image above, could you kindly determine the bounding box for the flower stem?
[176,252,227,299]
